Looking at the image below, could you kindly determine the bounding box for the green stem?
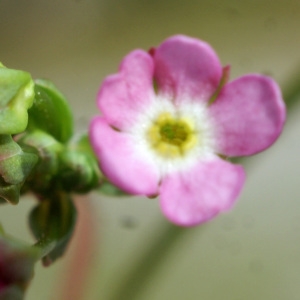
[108,222,193,300]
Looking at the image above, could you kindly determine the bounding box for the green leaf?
[29,193,77,266]
[0,63,35,134]
[28,79,73,143]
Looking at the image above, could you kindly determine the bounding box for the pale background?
[0,0,300,299]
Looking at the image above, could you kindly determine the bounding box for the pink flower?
[89,35,285,226]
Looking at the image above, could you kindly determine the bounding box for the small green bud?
[0,135,38,185]
[0,63,35,134]
[58,134,102,193]
[18,130,64,193]
[0,135,38,204]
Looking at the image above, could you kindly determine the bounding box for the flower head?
[89,35,285,226]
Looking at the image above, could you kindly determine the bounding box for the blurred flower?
[89,35,285,226]
[0,230,39,299]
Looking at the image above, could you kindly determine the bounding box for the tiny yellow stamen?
[147,112,197,158]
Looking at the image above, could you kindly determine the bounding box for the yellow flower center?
[147,112,197,158]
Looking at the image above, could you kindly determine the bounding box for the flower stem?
[107,221,197,300]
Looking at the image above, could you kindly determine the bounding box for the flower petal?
[89,117,160,195]
[210,74,286,156]
[159,157,245,226]
[97,50,155,130]
[153,35,222,103]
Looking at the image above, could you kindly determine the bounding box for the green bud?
[28,79,73,143]
[0,135,38,204]
[18,130,64,194]
[0,63,35,134]
[58,134,102,193]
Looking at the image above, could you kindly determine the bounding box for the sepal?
[29,193,77,266]
[0,63,34,134]
[98,180,129,196]
[18,130,64,194]
[58,134,102,193]
[0,135,38,204]
[28,79,73,143]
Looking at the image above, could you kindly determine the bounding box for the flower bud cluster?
[0,64,102,294]
[0,69,101,204]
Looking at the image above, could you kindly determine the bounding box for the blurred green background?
[1,0,300,299]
